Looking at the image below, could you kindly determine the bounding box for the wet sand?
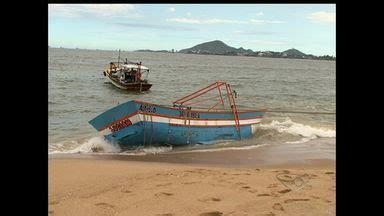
[49,143,335,215]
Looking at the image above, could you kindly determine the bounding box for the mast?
[117,49,121,67]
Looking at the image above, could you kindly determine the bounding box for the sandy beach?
[49,144,335,216]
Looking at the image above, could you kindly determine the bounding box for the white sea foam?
[49,136,121,154]
[49,136,175,155]
[183,144,268,153]
[49,117,335,154]
[119,146,173,155]
[259,117,335,143]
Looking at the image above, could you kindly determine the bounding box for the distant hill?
[179,40,239,54]
[281,48,306,57]
[133,40,335,60]
[178,40,335,60]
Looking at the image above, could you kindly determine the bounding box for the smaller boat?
[103,50,152,91]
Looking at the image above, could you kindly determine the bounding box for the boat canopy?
[121,64,149,71]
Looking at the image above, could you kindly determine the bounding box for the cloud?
[167,18,199,24]
[167,17,283,25]
[234,30,279,35]
[115,22,196,31]
[306,11,335,23]
[166,18,248,24]
[255,12,264,16]
[249,19,285,24]
[168,7,175,12]
[250,40,287,45]
[49,4,136,18]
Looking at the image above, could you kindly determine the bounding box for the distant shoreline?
[49,47,336,61]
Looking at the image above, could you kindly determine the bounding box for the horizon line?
[48,45,336,57]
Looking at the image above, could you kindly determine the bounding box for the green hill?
[178,40,239,54]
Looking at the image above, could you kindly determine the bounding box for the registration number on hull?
[109,118,132,133]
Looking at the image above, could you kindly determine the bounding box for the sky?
[48,4,335,56]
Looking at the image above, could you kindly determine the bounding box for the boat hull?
[106,72,152,91]
[89,100,264,147]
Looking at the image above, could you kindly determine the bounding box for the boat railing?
[172,81,242,138]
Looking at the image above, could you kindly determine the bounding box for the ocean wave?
[49,118,335,155]
[49,136,121,154]
[259,117,335,143]
[119,146,173,155]
[49,136,175,155]
[178,144,268,153]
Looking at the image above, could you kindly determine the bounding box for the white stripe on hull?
[128,114,262,127]
[100,113,262,134]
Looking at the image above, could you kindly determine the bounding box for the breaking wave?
[49,118,335,155]
[49,136,173,155]
[49,136,121,154]
[259,117,335,144]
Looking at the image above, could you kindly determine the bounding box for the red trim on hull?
[98,111,139,131]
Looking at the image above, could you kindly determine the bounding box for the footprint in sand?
[274,170,290,174]
[235,182,247,186]
[198,197,221,202]
[156,214,175,216]
[182,181,201,185]
[155,192,174,197]
[199,211,223,216]
[325,172,335,175]
[48,210,54,215]
[301,174,317,179]
[156,183,172,187]
[267,183,278,188]
[242,186,251,189]
[272,203,284,211]
[95,202,115,209]
[257,193,271,197]
[284,198,310,203]
[278,189,291,194]
[121,189,132,193]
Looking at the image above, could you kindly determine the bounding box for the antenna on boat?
[117,49,121,67]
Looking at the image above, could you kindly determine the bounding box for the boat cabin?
[108,62,150,84]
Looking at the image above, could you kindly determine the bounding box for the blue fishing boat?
[89,81,265,147]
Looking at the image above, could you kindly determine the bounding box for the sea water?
[48,48,335,156]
